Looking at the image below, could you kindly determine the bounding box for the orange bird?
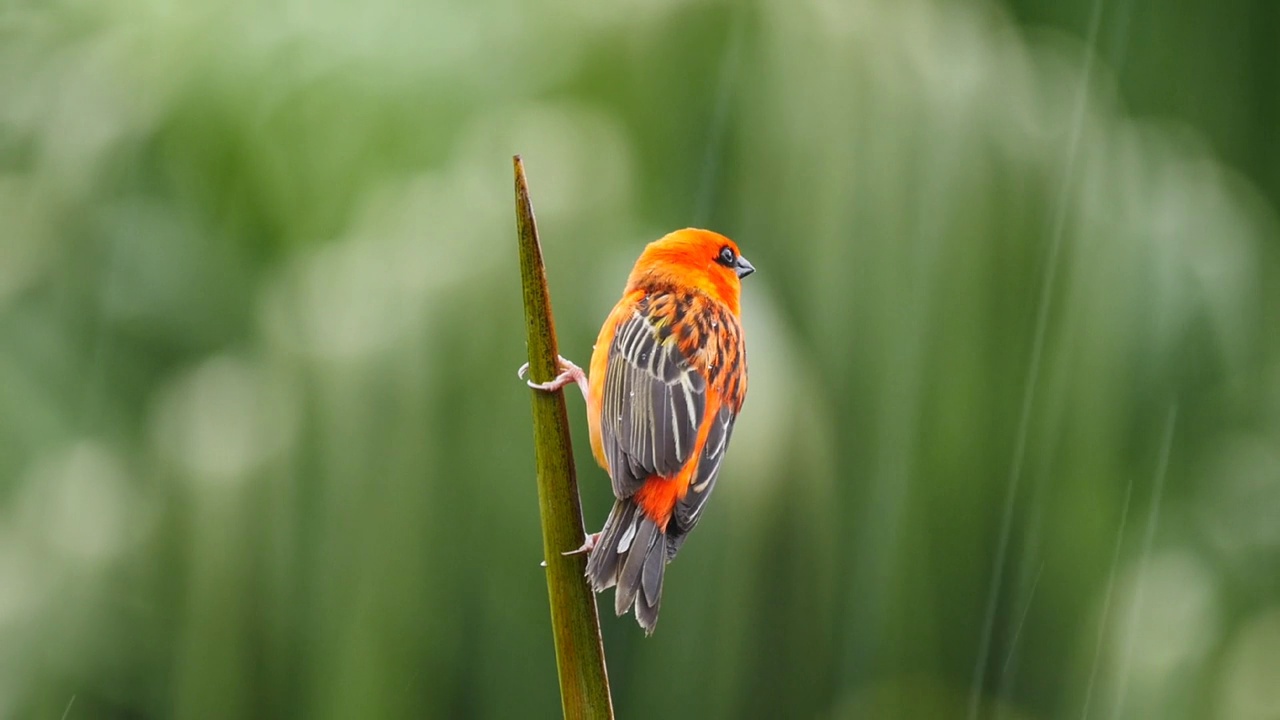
[521,228,753,633]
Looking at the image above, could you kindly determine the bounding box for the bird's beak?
[734,255,755,279]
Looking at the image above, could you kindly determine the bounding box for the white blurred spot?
[903,0,988,114]
[1110,551,1219,689]
[723,285,808,498]
[1197,436,1280,560]
[0,527,46,628]
[1217,609,1280,720]
[260,173,497,362]
[455,102,635,222]
[260,100,635,364]
[16,442,140,565]
[1,24,175,198]
[1145,152,1259,370]
[809,0,883,40]
[262,236,421,362]
[153,357,297,488]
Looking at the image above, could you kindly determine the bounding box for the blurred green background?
[2,0,1278,717]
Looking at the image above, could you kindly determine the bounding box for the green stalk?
[514,155,614,720]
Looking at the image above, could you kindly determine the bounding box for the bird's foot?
[562,532,600,556]
[518,356,588,397]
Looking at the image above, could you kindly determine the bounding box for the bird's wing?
[667,403,737,557]
[598,302,707,499]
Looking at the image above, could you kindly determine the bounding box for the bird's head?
[627,228,754,314]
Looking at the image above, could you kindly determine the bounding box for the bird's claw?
[519,356,588,396]
[562,532,599,556]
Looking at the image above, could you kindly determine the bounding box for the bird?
[520,228,753,634]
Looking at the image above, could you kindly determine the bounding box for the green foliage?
[0,0,1277,718]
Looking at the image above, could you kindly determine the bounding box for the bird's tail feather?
[584,499,667,634]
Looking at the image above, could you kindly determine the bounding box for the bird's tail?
[584,499,668,635]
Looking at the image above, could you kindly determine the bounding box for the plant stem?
[514,155,614,720]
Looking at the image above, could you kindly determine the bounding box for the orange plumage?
[575,228,753,634]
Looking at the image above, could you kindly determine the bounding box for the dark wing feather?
[667,404,737,559]
[599,308,707,499]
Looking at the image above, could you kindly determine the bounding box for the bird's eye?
[716,246,736,266]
